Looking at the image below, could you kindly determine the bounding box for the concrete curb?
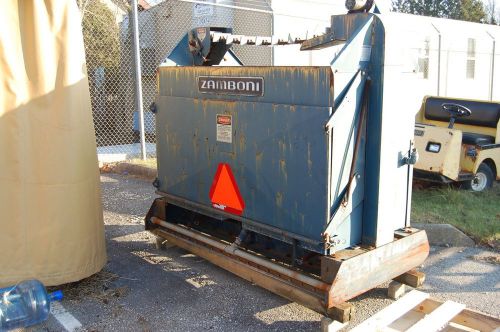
[110,162,157,181]
[413,223,476,247]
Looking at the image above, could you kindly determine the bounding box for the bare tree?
[484,0,495,23]
[496,1,500,24]
[484,0,500,24]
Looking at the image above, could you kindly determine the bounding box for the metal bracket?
[402,148,419,166]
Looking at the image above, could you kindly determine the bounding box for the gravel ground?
[33,173,499,331]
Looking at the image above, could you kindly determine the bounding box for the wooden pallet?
[322,290,500,332]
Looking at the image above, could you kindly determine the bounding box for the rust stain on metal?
[151,217,330,291]
[152,226,328,312]
[275,191,284,208]
[278,140,286,155]
[255,150,263,172]
[192,129,199,160]
[239,133,246,152]
[279,159,288,183]
[255,151,263,161]
[299,213,305,227]
[325,232,429,307]
[307,143,313,176]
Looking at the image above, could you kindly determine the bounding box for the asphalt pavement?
[33,173,499,332]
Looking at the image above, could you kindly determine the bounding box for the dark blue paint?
[156,67,333,245]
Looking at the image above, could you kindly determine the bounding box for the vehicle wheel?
[464,164,494,192]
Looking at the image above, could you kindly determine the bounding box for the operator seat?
[461,132,495,145]
[423,97,500,146]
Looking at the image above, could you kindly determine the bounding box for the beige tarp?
[0,1,106,287]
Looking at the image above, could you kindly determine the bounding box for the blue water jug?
[0,280,63,331]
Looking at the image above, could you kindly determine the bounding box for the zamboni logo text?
[198,76,264,96]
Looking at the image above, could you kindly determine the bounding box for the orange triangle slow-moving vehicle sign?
[209,163,245,215]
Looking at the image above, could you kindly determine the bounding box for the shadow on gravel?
[99,174,322,330]
[102,221,322,331]
[100,173,157,217]
[87,173,500,330]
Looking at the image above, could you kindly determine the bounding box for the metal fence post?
[431,23,441,96]
[131,0,147,160]
[486,31,495,101]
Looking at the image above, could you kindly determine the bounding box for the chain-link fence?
[81,1,500,162]
[81,0,272,162]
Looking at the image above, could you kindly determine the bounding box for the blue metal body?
[154,14,414,254]
[133,111,155,134]
[156,67,336,252]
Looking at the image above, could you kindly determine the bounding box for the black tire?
[463,163,494,192]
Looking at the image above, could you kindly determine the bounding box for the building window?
[418,39,430,79]
[466,38,475,79]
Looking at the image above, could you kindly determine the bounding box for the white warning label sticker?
[193,2,214,18]
[216,114,232,144]
[360,45,371,62]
